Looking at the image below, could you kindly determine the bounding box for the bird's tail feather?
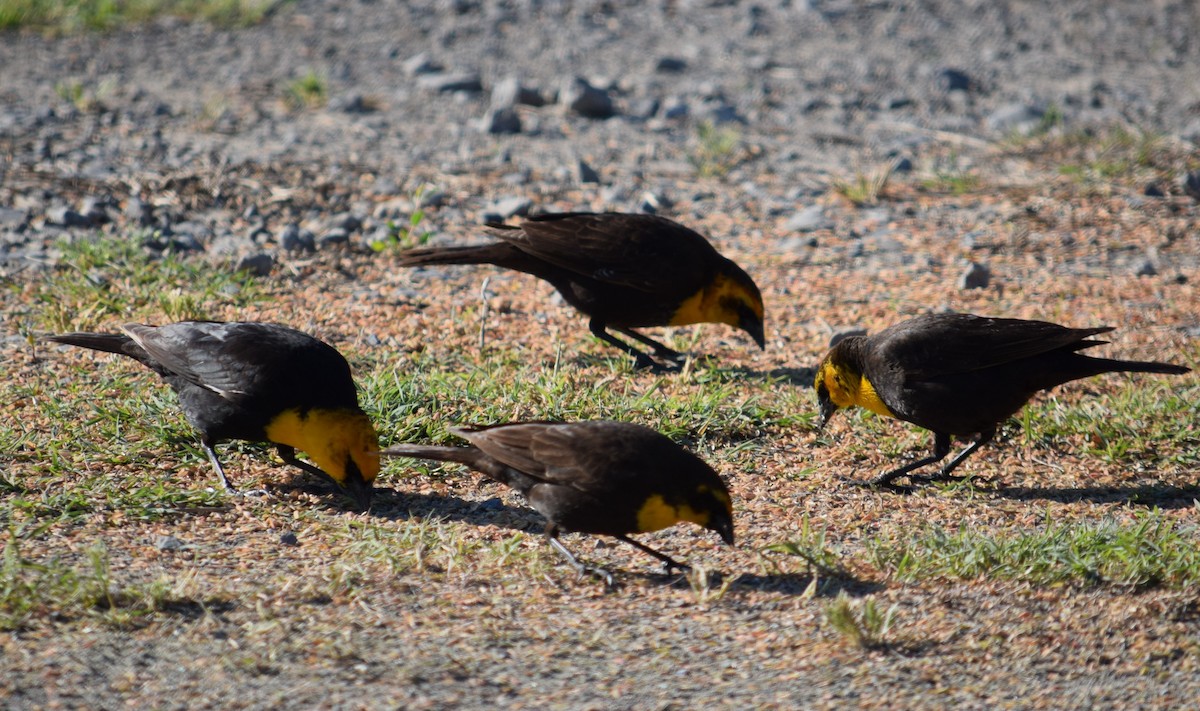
[382,443,527,490]
[43,332,135,357]
[394,243,513,267]
[1087,357,1190,376]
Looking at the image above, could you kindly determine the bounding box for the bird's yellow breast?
[265,408,380,484]
[819,361,896,419]
[669,272,745,327]
[636,494,710,532]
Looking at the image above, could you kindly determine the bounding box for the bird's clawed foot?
[908,471,970,485]
[836,472,912,492]
[632,353,682,374]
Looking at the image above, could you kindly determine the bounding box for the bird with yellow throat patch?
[394,212,766,371]
[45,321,379,508]
[383,420,734,585]
[814,313,1190,488]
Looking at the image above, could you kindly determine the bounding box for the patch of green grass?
[0,536,185,630]
[762,515,847,579]
[823,593,897,650]
[1053,125,1171,185]
[329,519,538,594]
[284,70,327,110]
[833,163,893,206]
[688,121,743,179]
[0,0,281,33]
[359,347,781,454]
[370,187,437,252]
[53,76,115,112]
[872,510,1200,589]
[19,231,261,333]
[1018,380,1200,468]
[918,151,980,195]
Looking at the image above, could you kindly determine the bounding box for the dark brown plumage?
[395,212,765,370]
[384,420,734,584]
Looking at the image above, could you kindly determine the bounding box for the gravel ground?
[2,1,1200,708]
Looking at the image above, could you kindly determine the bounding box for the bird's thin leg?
[277,445,338,487]
[614,534,690,575]
[202,441,236,491]
[612,326,686,363]
[588,318,673,372]
[868,432,953,487]
[203,441,268,498]
[546,531,614,588]
[912,429,995,483]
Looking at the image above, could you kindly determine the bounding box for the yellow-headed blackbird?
[383,420,734,584]
[45,321,379,508]
[396,212,765,370]
[815,313,1191,487]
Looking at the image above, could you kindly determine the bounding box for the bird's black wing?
[121,321,355,405]
[873,314,1112,377]
[494,213,716,292]
[454,421,642,492]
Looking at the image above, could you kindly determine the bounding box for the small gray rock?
[124,197,154,227]
[784,205,828,233]
[662,99,689,120]
[959,261,991,290]
[481,106,521,134]
[1183,170,1200,202]
[403,52,442,76]
[490,76,545,109]
[626,97,660,120]
[0,207,28,230]
[328,212,362,233]
[80,196,111,225]
[640,191,672,213]
[169,221,214,244]
[330,93,371,113]
[155,535,185,551]
[655,57,688,73]
[560,77,615,119]
[985,103,1045,134]
[320,228,350,247]
[279,224,315,252]
[236,252,275,276]
[417,190,447,209]
[46,205,91,227]
[279,532,300,547]
[418,71,483,93]
[936,68,972,92]
[576,158,601,184]
[480,196,532,223]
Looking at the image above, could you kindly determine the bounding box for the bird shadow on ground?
[719,365,818,386]
[991,483,1200,510]
[730,571,885,598]
[613,565,883,598]
[365,486,543,528]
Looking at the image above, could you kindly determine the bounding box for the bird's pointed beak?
[342,469,373,511]
[818,399,838,433]
[745,319,766,350]
[714,517,735,546]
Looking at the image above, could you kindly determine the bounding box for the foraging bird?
[814,313,1191,487]
[383,420,734,584]
[44,321,379,508]
[395,212,766,370]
